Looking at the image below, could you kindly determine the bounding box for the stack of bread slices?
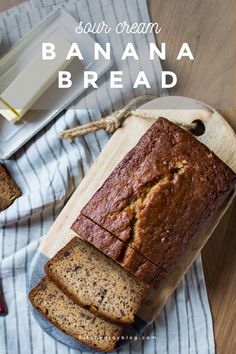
[29,237,147,352]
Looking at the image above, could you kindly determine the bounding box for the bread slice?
[45,237,147,324]
[29,277,122,352]
[72,214,167,285]
[0,164,21,211]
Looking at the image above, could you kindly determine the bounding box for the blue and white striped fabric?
[0,1,215,353]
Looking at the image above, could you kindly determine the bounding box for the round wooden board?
[29,96,236,350]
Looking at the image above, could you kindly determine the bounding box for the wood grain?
[148,1,236,352]
[1,0,236,353]
[149,0,236,131]
[0,0,25,12]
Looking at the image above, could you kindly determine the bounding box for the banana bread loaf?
[72,215,166,284]
[79,117,236,272]
[45,237,147,324]
[29,277,122,352]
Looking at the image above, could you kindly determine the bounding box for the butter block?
[0,98,19,123]
[0,34,72,124]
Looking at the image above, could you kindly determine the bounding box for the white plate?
[0,8,112,159]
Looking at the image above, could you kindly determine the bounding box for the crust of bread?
[0,164,21,211]
[72,217,166,285]
[80,117,236,271]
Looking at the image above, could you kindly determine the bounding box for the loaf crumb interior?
[29,277,122,352]
[45,237,146,324]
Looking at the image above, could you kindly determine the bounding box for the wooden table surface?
[1,1,235,353]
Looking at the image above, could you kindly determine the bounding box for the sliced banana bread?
[72,214,167,284]
[29,277,122,352]
[80,117,236,272]
[45,237,147,324]
[0,164,21,212]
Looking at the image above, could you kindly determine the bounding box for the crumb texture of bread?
[0,164,21,212]
[72,215,166,284]
[29,277,122,352]
[80,117,236,272]
[45,237,146,324]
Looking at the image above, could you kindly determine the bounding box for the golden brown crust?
[80,117,236,272]
[0,164,21,212]
[29,277,122,352]
[72,216,166,284]
[71,219,125,259]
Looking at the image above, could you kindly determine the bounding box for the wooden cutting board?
[33,96,236,328]
[4,1,235,351]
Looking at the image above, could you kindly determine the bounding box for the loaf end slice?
[29,277,122,352]
[45,237,147,324]
[0,164,21,212]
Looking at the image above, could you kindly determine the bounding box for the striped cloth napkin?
[0,0,215,353]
